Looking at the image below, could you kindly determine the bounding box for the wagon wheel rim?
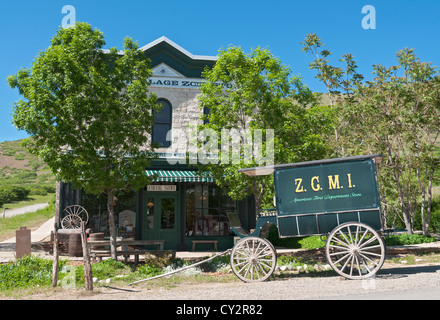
[230,237,277,282]
[61,214,83,229]
[62,205,89,224]
[325,222,385,280]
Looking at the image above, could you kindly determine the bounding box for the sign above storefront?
[150,76,232,90]
[147,185,177,192]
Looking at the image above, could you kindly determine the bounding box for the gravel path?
[21,262,440,301]
[2,203,49,218]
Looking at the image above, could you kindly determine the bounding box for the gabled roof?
[105,36,217,79]
[139,36,217,62]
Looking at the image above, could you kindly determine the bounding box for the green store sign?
[274,159,380,217]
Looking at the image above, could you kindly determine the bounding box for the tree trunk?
[252,179,264,216]
[106,188,118,260]
[424,169,435,237]
[416,167,428,236]
[388,150,413,234]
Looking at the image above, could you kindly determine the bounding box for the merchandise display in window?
[186,183,235,237]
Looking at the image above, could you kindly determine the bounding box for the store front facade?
[56,37,256,251]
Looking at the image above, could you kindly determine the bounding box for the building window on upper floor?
[153,99,172,147]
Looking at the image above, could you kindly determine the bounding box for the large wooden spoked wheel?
[325,222,385,280]
[230,237,277,282]
[61,214,83,229]
[61,205,89,225]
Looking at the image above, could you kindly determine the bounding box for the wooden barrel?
[89,232,105,250]
[58,233,70,255]
[68,232,83,257]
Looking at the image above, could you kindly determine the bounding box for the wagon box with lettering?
[229,154,386,282]
[274,155,382,237]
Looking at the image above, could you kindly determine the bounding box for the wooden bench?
[91,249,145,264]
[192,240,218,251]
[87,239,165,265]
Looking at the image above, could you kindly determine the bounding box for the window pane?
[161,198,175,229]
[154,101,171,123]
[153,100,172,147]
[153,124,171,147]
[146,197,154,229]
[186,183,236,237]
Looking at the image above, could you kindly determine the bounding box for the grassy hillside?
[0,139,56,208]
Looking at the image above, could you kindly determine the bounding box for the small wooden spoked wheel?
[230,237,277,282]
[61,214,83,229]
[61,205,89,225]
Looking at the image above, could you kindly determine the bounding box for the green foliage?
[298,236,327,249]
[8,22,160,257]
[428,197,440,233]
[277,255,302,266]
[133,264,163,278]
[0,256,66,291]
[414,194,440,233]
[8,22,158,196]
[302,33,440,235]
[197,46,334,211]
[0,186,30,204]
[73,259,132,285]
[267,225,326,249]
[385,233,437,246]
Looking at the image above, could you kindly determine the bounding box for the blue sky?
[1,0,440,142]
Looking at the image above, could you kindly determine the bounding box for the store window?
[153,99,172,147]
[81,190,137,237]
[186,183,235,237]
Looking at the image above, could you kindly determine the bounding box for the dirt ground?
[3,250,440,301]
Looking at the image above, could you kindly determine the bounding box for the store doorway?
[143,192,179,250]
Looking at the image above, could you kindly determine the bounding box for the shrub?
[267,225,327,249]
[385,233,437,246]
[134,264,163,278]
[0,186,30,204]
[0,255,66,291]
[267,225,301,248]
[28,188,48,196]
[298,236,326,249]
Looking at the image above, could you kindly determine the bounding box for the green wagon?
[228,154,386,282]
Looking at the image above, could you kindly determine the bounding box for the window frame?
[152,99,172,147]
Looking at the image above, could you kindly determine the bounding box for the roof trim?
[140,36,217,61]
[102,36,218,62]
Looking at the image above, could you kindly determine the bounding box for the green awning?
[145,170,214,182]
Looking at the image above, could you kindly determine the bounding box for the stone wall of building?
[151,86,203,155]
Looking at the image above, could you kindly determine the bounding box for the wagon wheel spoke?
[230,237,277,283]
[61,214,82,229]
[326,222,385,280]
[62,205,89,225]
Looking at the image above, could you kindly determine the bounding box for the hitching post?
[15,226,31,258]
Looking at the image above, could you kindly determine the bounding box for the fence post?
[81,221,93,291]
[52,224,59,288]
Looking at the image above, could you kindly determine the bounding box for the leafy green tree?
[346,49,440,235]
[197,46,333,212]
[302,33,440,235]
[301,33,364,157]
[8,22,158,258]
